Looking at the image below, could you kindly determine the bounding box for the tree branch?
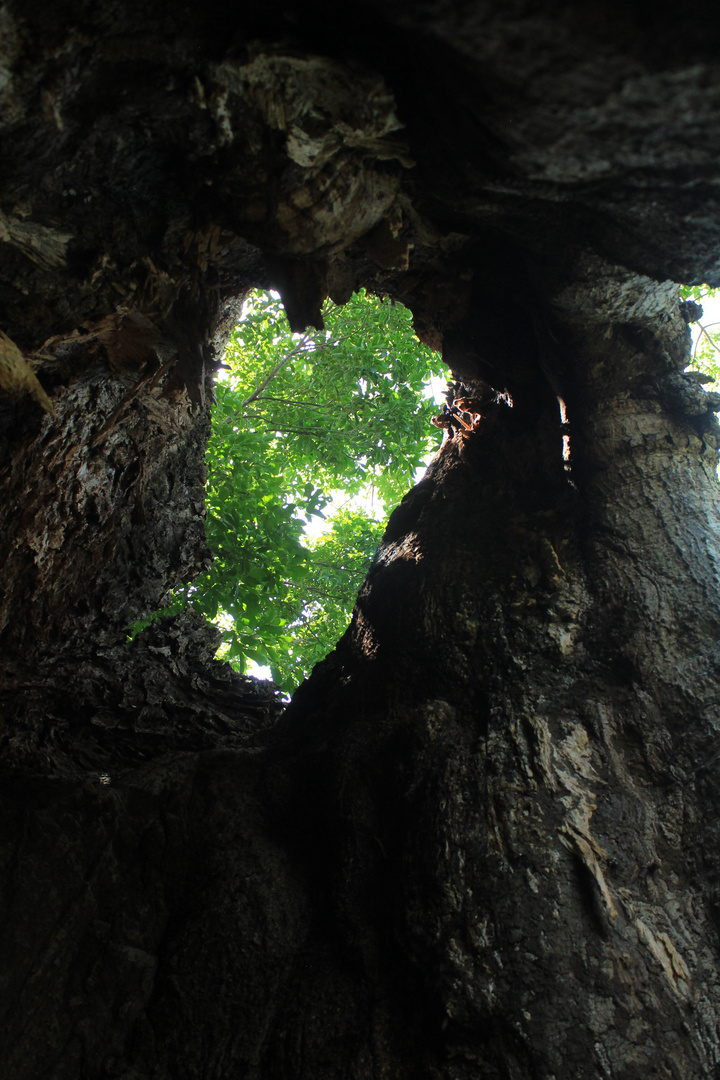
[240,339,334,407]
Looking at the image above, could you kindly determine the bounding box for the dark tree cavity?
[2,3,720,1077]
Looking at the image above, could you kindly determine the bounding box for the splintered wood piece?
[0,330,55,415]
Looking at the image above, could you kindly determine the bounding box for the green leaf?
[141,288,446,692]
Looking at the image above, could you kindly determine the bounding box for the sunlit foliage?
[193,289,443,691]
[681,284,720,388]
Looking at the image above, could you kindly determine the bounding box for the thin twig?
[240,339,334,407]
[692,322,720,362]
[259,427,334,437]
[252,397,324,408]
[306,561,358,573]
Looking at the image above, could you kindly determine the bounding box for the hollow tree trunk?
[3,3,720,1079]
[3,263,720,1079]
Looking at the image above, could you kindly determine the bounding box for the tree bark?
[3,3,720,1078]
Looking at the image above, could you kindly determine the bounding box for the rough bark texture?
[3,2,720,1077]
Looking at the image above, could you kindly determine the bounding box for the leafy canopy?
[134,283,720,694]
[681,284,720,387]
[178,289,444,691]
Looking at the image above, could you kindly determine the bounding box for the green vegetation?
[682,284,720,387]
[132,284,720,693]
[177,289,444,692]
[132,285,720,693]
